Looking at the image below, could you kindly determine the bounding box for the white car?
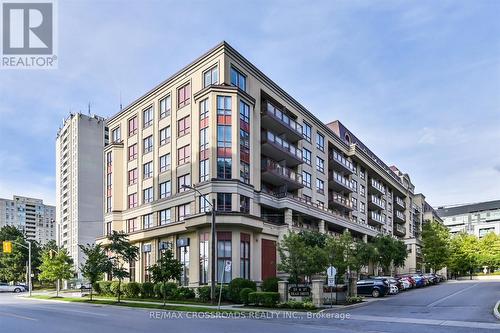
[0,282,25,293]
[389,284,399,294]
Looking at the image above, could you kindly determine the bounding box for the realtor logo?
[1,0,58,69]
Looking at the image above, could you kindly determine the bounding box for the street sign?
[327,277,335,287]
[224,260,232,272]
[327,266,336,277]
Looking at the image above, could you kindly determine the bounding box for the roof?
[436,200,500,217]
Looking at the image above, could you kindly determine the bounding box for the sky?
[0,0,499,207]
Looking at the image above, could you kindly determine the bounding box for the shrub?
[153,284,162,298]
[110,281,121,297]
[239,288,254,305]
[123,282,141,298]
[303,301,316,310]
[141,282,155,298]
[215,285,230,302]
[97,281,112,295]
[228,278,257,303]
[261,277,280,292]
[346,296,363,304]
[162,282,178,299]
[93,281,103,295]
[247,292,280,307]
[197,286,211,302]
[173,287,195,300]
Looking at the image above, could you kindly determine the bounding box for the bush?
[303,301,316,310]
[346,296,363,304]
[215,285,230,302]
[239,288,254,305]
[123,282,141,298]
[153,284,162,298]
[247,292,280,307]
[173,287,195,300]
[97,281,112,296]
[261,277,280,292]
[228,278,257,303]
[162,282,178,299]
[197,286,211,302]
[141,282,155,298]
[110,281,121,297]
[93,281,102,295]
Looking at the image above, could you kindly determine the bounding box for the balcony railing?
[262,130,302,160]
[329,193,353,209]
[330,151,355,173]
[370,178,386,194]
[395,197,405,209]
[265,101,303,136]
[395,210,406,221]
[329,171,355,191]
[261,159,302,184]
[369,195,386,210]
[369,211,386,224]
[394,223,406,236]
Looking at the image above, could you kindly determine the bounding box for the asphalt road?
[1,280,499,333]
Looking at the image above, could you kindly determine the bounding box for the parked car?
[0,282,26,293]
[423,274,438,285]
[411,274,426,287]
[357,278,390,298]
[396,275,416,289]
[372,276,401,294]
[397,277,411,290]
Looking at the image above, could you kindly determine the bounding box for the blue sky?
[0,0,499,207]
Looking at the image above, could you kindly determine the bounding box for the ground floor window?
[217,232,232,283]
[177,238,190,286]
[199,232,209,285]
[142,244,151,282]
[129,260,136,282]
[240,233,250,279]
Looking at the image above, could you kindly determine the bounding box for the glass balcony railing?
[396,210,406,221]
[370,178,386,194]
[265,102,303,135]
[330,171,355,190]
[396,197,405,208]
[263,130,302,160]
[395,223,406,235]
[330,151,355,172]
[329,193,353,209]
[370,211,386,224]
[370,195,386,209]
[261,159,302,184]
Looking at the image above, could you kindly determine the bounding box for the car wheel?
[14,288,21,293]
[372,289,380,298]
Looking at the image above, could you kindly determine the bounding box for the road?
[0,280,499,333]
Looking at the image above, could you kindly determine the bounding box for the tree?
[478,232,500,272]
[104,231,138,303]
[38,248,74,296]
[372,235,407,275]
[278,232,316,285]
[421,221,450,272]
[324,231,353,281]
[352,241,377,276]
[448,232,481,279]
[392,239,408,270]
[148,249,182,306]
[79,243,111,301]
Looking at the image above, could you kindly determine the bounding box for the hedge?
[247,292,280,307]
[239,287,254,305]
[173,287,195,300]
[97,281,112,296]
[123,282,141,298]
[197,286,211,302]
[261,277,280,292]
[141,282,155,298]
[228,278,257,303]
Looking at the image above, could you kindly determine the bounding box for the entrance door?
[261,239,276,280]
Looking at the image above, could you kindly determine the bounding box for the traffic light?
[2,241,12,253]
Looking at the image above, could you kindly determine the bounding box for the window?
[303,122,312,142]
[359,167,366,180]
[127,218,138,233]
[360,184,366,197]
[303,194,311,203]
[203,66,218,87]
[200,159,210,182]
[217,96,232,115]
[302,171,311,188]
[178,203,190,221]
[128,168,138,185]
[199,195,210,213]
[106,197,112,213]
[303,148,311,165]
[217,157,231,179]
[143,245,151,281]
[360,202,366,213]
[240,195,250,213]
[239,100,250,123]
[217,193,232,212]
[240,162,250,184]
[111,127,121,143]
[316,132,325,151]
[200,127,209,152]
[351,197,358,210]
[177,83,191,108]
[159,181,171,199]
[316,178,324,194]
[177,174,191,192]
[230,67,246,91]
[143,187,153,203]
[106,222,112,236]
[240,233,250,279]
[129,260,136,282]
[159,126,171,145]
[159,153,171,172]
[178,240,190,286]
[200,98,209,120]
[217,125,231,148]
[159,95,171,118]
[143,161,153,179]
[128,144,138,161]
[128,117,138,136]
[143,136,153,154]
[159,209,171,225]
[128,193,138,208]
[177,116,191,137]
[199,233,209,284]
[143,106,153,128]
[143,214,153,229]
[352,179,358,191]
[316,156,325,173]
[177,145,191,165]
[217,232,232,283]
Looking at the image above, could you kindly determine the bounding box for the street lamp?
[182,184,217,304]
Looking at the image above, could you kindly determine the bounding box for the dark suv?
[357,278,390,298]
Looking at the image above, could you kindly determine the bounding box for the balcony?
[369,178,386,195]
[261,130,303,167]
[368,195,386,210]
[395,197,405,211]
[394,223,406,237]
[261,101,303,142]
[394,210,406,224]
[328,170,355,193]
[368,211,385,226]
[261,158,304,191]
[329,151,355,174]
[329,193,353,211]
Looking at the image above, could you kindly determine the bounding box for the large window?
[143,187,153,203]
[303,148,311,165]
[200,127,209,151]
[127,218,138,233]
[217,96,232,115]
[199,195,210,213]
[217,158,232,179]
[200,98,209,120]
[230,67,246,91]
[128,193,138,208]
[178,240,190,286]
[217,232,232,283]
[316,132,325,151]
[143,106,153,128]
[177,203,190,221]
[143,135,153,154]
[316,156,325,173]
[159,209,171,225]
[128,168,138,185]
[177,116,191,137]
[303,122,312,142]
[199,232,209,284]
[159,95,171,118]
[177,83,191,109]
[177,174,191,192]
[177,145,191,165]
[159,181,171,198]
[143,214,153,229]
[240,233,250,279]
[217,125,231,148]
[128,144,138,161]
[240,162,250,184]
[302,171,311,188]
[316,178,324,195]
[239,100,250,123]
[143,245,151,281]
[203,66,218,87]
[111,127,121,143]
[128,116,138,136]
[143,161,153,179]
[159,126,171,145]
[159,153,171,172]
[240,195,250,213]
[200,159,209,182]
[217,193,232,212]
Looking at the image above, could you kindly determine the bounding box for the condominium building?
[436,200,500,238]
[0,195,56,245]
[100,42,426,286]
[56,113,107,278]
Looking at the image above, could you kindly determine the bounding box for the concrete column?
[311,279,324,308]
[278,280,288,302]
[319,220,326,234]
[284,208,293,229]
[362,234,368,243]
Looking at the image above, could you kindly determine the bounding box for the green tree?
[104,231,139,303]
[392,238,408,270]
[448,232,481,278]
[478,232,500,273]
[38,248,74,296]
[79,243,111,300]
[421,221,450,272]
[352,241,377,276]
[372,235,407,275]
[148,249,182,306]
[278,232,313,285]
[324,231,353,280]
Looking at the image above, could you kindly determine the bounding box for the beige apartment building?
[100,42,427,286]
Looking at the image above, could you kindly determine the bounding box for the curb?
[494,300,500,320]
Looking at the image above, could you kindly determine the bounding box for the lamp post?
[182,185,216,304]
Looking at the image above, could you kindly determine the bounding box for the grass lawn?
[29,295,244,314]
[92,294,228,306]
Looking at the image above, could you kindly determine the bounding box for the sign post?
[218,260,231,310]
[327,266,336,307]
